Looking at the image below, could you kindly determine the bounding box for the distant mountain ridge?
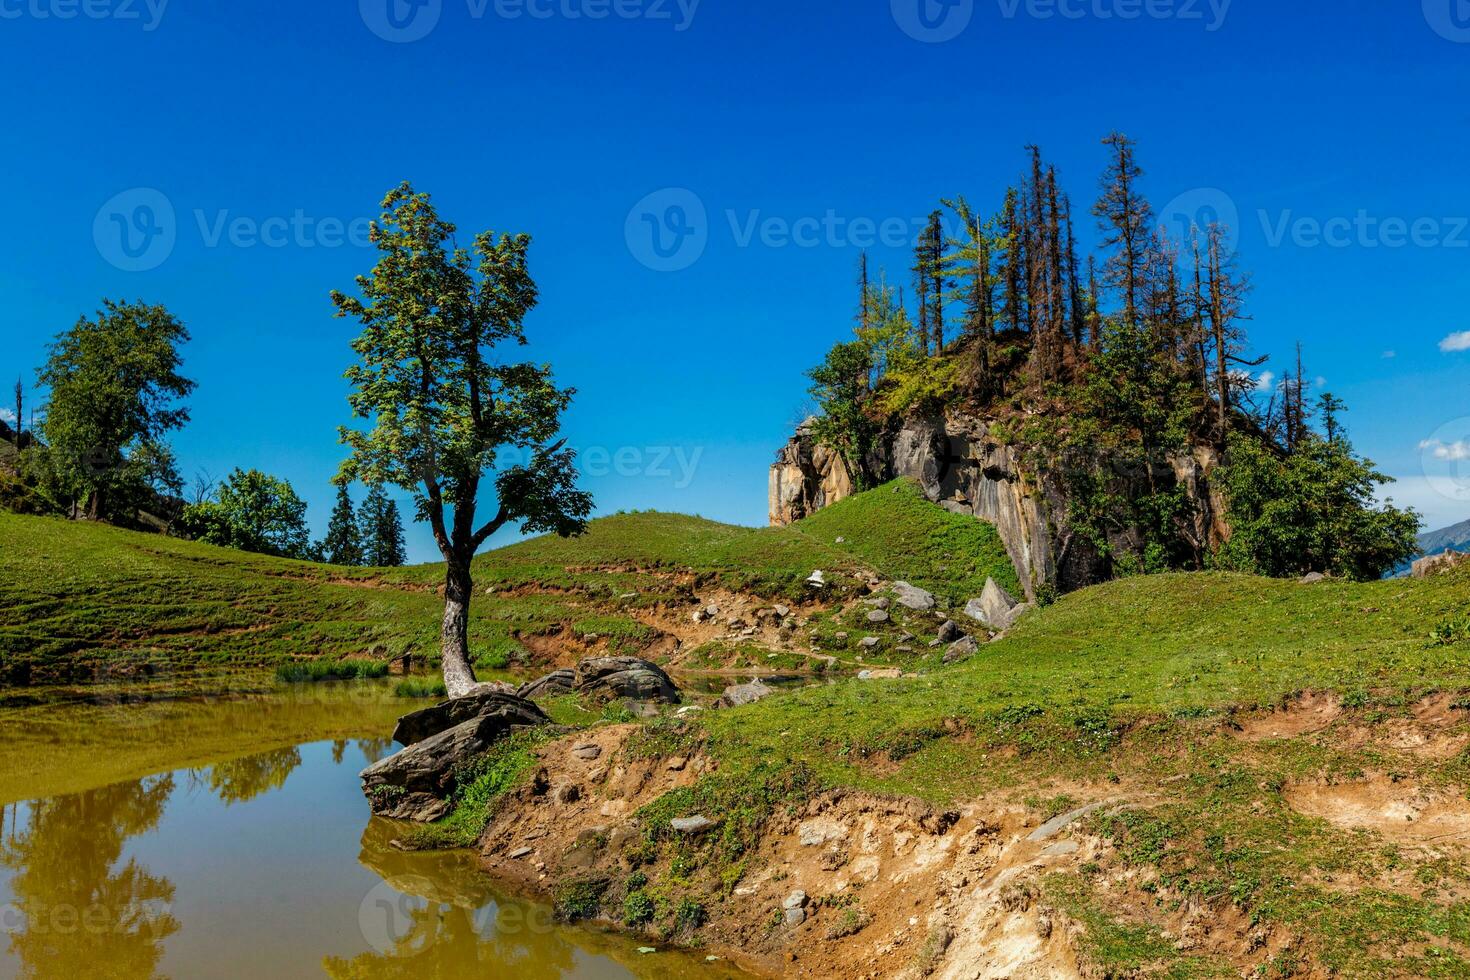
[1418,518,1470,555]
[1390,517,1470,576]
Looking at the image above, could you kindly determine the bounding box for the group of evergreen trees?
[320,482,407,567]
[4,300,407,567]
[808,134,1419,581]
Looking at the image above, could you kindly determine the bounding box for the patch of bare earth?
[1234,691,1342,741]
[472,727,1233,978]
[1286,777,1470,850]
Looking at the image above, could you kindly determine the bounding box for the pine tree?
[926,210,946,354]
[380,499,407,566]
[1000,188,1026,333]
[1094,132,1154,326]
[322,483,362,566]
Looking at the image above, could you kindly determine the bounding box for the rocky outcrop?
[363,695,552,821]
[575,656,681,704]
[1413,549,1467,578]
[517,668,577,701]
[768,420,855,526]
[771,411,1228,599]
[392,690,545,747]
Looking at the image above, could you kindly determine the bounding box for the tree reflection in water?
[0,776,179,980]
[200,747,303,805]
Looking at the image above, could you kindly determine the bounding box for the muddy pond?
[0,679,749,979]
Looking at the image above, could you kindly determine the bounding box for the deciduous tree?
[333,183,592,697]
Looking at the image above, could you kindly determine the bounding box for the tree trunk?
[440,558,479,698]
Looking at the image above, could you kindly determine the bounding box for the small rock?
[706,604,720,616]
[964,577,1018,629]
[671,815,718,835]
[806,570,827,588]
[784,907,807,927]
[872,597,891,611]
[718,679,776,707]
[834,632,849,642]
[508,847,533,859]
[891,581,936,611]
[619,592,639,601]
[571,744,603,761]
[675,705,705,716]
[936,620,963,643]
[774,604,791,617]
[835,536,846,544]
[943,636,980,664]
[859,636,880,649]
[555,783,581,804]
[866,609,890,624]
[1299,571,1326,584]
[667,757,688,772]
[783,890,808,910]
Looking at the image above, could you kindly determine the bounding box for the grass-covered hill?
[5,480,1470,973]
[0,479,1017,685]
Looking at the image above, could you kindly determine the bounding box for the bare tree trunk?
[440,557,479,698]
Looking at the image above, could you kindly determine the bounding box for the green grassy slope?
[0,478,1019,684]
[5,484,1470,972]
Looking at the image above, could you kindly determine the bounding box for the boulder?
[866,609,890,624]
[517,668,577,701]
[859,636,881,649]
[943,636,980,664]
[1413,550,1468,578]
[363,700,550,821]
[392,690,550,747]
[718,679,777,708]
[936,620,963,643]
[964,577,1018,629]
[671,815,718,835]
[1299,571,1327,584]
[576,656,681,704]
[891,581,936,611]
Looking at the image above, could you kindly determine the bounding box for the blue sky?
[3,0,1469,562]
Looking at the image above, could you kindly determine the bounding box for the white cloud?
[1254,370,1276,392]
[1382,350,1396,359]
[0,408,14,424]
[1420,439,1470,461]
[1380,475,1470,531]
[1439,331,1470,353]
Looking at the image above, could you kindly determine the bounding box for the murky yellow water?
[0,682,744,979]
